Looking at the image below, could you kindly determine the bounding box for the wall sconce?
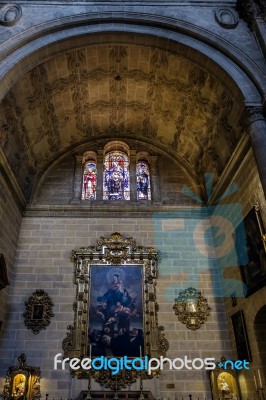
[173,287,211,330]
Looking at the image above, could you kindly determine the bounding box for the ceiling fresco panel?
[0,43,242,197]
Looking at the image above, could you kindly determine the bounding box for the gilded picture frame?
[62,233,169,387]
[23,289,54,334]
[210,359,241,400]
[1,353,41,400]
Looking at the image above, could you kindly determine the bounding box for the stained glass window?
[82,161,97,200]
[136,161,151,200]
[103,151,130,200]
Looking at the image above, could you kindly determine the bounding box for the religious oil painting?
[236,203,266,297]
[103,151,130,200]
[231,310,251,362]
[88,265,144,358]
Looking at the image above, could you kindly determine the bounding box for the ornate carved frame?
[1,353,41,400]
[62,233,168,387]
[23,289,54,334]
[173,287,211,330]
[210,357,241,400]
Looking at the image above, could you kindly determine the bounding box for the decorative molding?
[23,289,54,334]
[24,203,207,218]
[215,7,239,29]
[173,287,211,330]
[0,4,22,26]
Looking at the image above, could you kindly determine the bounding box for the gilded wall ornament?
[23,289,54,334]
[1,353,41,400]
[62,232,168,387]
[173,287,211,330]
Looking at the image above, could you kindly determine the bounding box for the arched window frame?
[81,152,97,200]
[79,143,155,202]
[103,149,130,201]
[136,160,151,200]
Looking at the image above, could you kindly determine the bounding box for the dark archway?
[0,254,9,290]
[254,305,266,385]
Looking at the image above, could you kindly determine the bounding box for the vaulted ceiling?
[0,43,243,198]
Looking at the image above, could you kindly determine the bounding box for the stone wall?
[211,149,266,398]
[34,156,75,205]
[0,214,232,399]
[2,148,265,399]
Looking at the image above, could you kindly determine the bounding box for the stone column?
[245,106,266,199]
[96,151,103,201]
[71,155,83,204]
[149,155,161,202]
[129,150,137,201]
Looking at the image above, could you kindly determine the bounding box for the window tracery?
[80,144,154,202]
[103,151,130,200]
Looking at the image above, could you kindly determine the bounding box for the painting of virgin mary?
[88,265,144,358]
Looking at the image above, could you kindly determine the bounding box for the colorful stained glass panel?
[103,151,130,200]
[82,161,97,200]
[136,162,151,200]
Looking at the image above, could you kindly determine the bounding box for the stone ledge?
[24,203,208,218]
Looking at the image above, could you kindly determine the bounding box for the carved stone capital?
[243,106,265,128]
[236,0,264,29]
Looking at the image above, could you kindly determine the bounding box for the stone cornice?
[24,203,208,218]
[2,1,237,4]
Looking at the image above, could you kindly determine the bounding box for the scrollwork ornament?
[158,326,169,353]
[23,289,54,334]
[1,353,41,400]
[62,325,75,352]
[0,4,22,26]
[173,287,211,330]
